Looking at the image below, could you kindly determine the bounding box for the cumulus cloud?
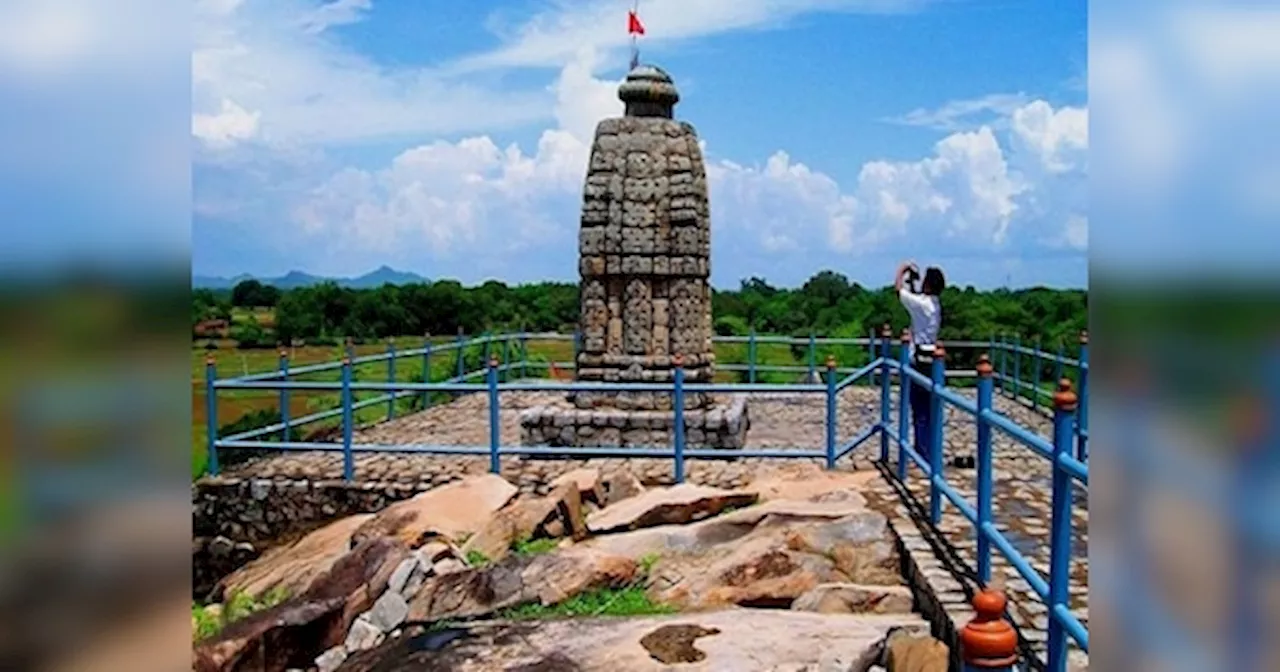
[191,0,554,151]
[192,0,1087,282]
[287,47,1087,269]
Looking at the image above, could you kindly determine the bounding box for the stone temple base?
[519,395,750,451]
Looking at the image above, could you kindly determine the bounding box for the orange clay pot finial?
[960,589,1018,667]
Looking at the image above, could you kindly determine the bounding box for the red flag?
[628,10,645,35]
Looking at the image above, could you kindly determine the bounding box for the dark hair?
[922,267,945,295]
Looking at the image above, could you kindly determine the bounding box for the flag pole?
[630,0,640,70]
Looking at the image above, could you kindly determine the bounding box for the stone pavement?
[217,384,1088,668]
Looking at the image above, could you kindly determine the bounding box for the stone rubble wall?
[519,394,750,450]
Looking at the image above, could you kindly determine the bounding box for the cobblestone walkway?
[218,383,1088,667]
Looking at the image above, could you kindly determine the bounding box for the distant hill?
[193,265,428,289]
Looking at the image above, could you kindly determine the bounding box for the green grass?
[638,553,661,576]
[498,584,676,620]
[511,537,559,556]
[193,587,291,643]
[464,549,491,567]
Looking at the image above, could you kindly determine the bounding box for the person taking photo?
[896,261,946,459]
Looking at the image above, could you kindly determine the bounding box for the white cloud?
[299,0,372,34]
[191,0,554,150]
[286,67,1086,268]
[192,99,261,148]
[886,93,1030,131]
[192,0,1086,280]
[1010,100,1087,174]
[452,0,935,72]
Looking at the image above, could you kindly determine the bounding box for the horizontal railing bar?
[886,431,932,478]
[213,439,830,460]
[935,386,979,415]
[835,425,879,460]
[1053,603,1090,652]
[1057,452,1089,484]
[835,361,881,391]
[980,409,1054,458]
[981,521,1050,600]
[933,476,979,524]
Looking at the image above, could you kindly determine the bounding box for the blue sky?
[192,0,1088,289]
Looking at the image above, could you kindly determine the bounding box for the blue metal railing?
[884,342,1089,668]
[201,328,1089,671]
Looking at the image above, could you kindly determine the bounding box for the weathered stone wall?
[520,394,749,450]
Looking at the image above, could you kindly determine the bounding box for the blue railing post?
[344,336,354,362]
[204,354,219,476]
[929,346,947,524]
[1012,335,1022,402]
[825,355,837,470]
[1031,338,1041,412]
[896,329,911,481]
[747,327,757,384]
[455,329,465,379]
[1077,330,1089,461]
[519,331,528,379]
[422,332,432,409]
[808,332,817,381]
[487,357,501,474]
[278,346,291,443]
[341,355,354,481]
[960,590,1019,671]
[975,354,995,584]
[673,355,686,484]
[1047,378,1078,672]
[879,324,891,463]
[1054,340,1065,385]
[998,333,1007,395]
[502,335,511,383]
[387,337,397,420]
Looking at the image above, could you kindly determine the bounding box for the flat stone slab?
[337,609,929,672]
[520,394,750,450]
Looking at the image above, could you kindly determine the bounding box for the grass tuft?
[499,584,675,620]
[511,536,559,556]
[192,586,291,643]
[464,549,491,567]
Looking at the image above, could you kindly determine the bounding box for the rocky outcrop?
[644,510,900,610]
[332,609,929,671]
[350,474,517,548]
[585,483,757,534]
[600,469,646,505]
[214,514,375,603]
[406,547,637,623]
[792,583,915,615]
[193,537,407,672]
[583,498,874,561]
[460,483,587,562]
[744,469,878,505]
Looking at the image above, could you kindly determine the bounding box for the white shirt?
[899,288,940,357]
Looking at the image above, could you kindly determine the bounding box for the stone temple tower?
[572,65,715,411]
[520,65,749,450]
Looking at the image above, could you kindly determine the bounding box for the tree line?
[192,271,1087,350]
